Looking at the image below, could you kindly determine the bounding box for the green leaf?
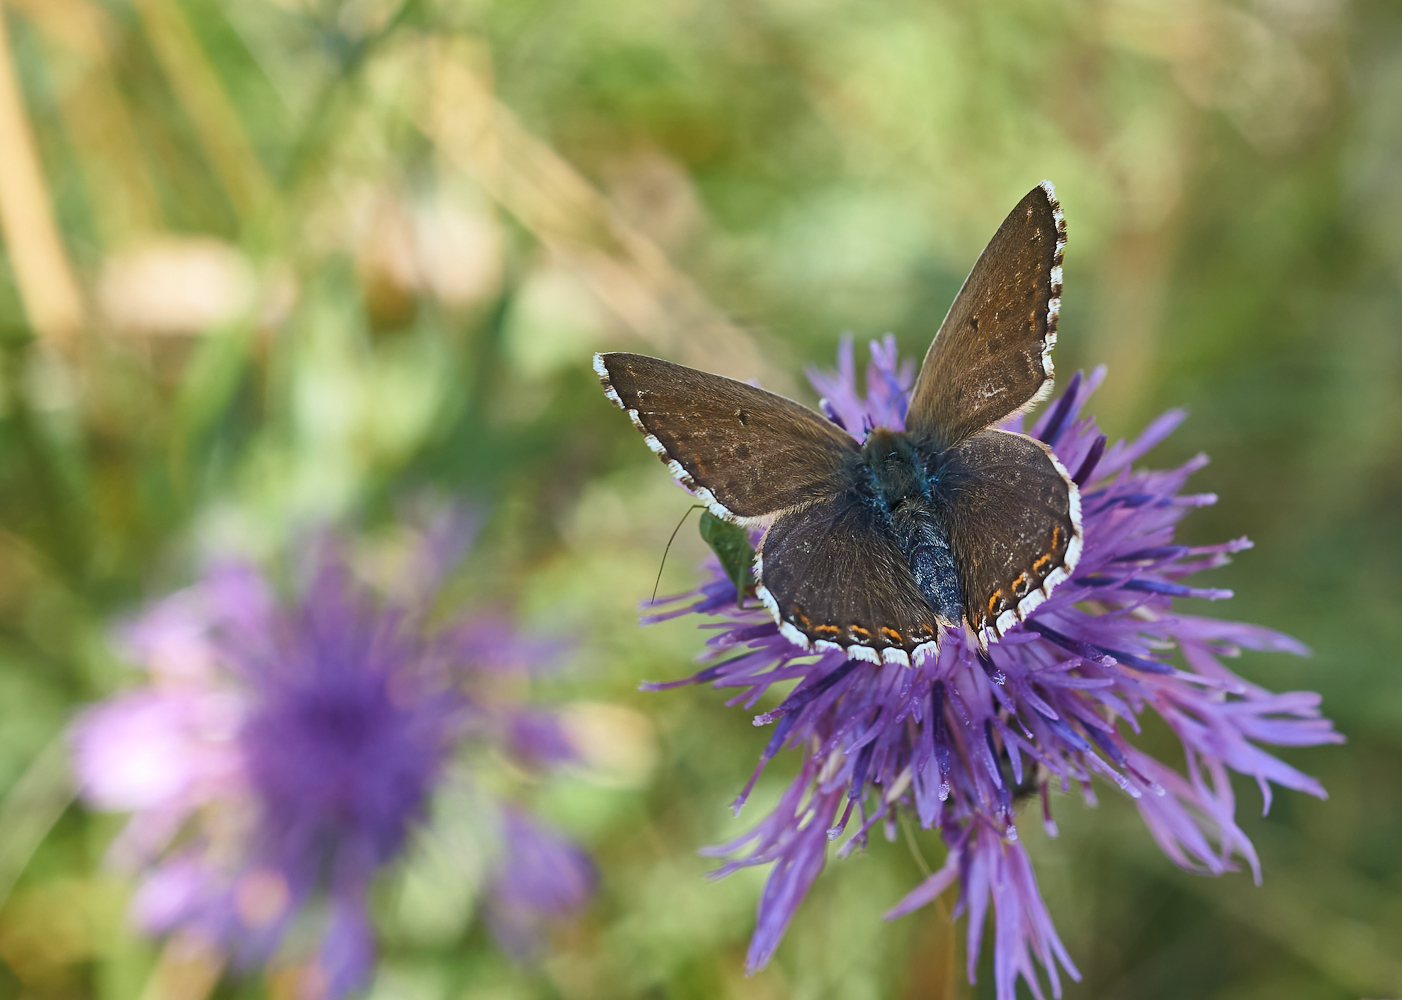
[699,511,755,605]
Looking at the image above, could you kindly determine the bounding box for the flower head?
[71,510,593,996]
[646,336,1341,996]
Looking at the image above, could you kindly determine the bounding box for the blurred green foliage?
[0,0,1399,998]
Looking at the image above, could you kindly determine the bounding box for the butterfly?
[595,181,1080,666]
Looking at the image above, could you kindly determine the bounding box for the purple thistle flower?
[70,512,593,996]
[646,336,1342,997]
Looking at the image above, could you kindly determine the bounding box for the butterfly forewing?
[758,493,942,664]
[943,428,1081,640]
[904,182,1066,447]
[595,353,858,522]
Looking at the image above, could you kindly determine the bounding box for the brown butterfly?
[596,182,1080,665]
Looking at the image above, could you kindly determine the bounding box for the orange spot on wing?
[1033,552,1053,574]
[814,623,841,637]
[879,626,903,643]
[848,624,872,641]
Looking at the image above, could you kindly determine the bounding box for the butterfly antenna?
[652,504,706,605]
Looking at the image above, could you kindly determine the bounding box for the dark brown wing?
[756,492,943,666]
[595,352,858,523]
[942,428,1081,644]
[905,182,1066,447]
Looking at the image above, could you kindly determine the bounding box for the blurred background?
[0,0,1399,997]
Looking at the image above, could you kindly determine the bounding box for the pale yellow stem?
[7,0,162,240]
[0,731,73,912]
[0,1,85,345]
[132,0,271,218]
[138,933,225,1000]
[421,38,782,389]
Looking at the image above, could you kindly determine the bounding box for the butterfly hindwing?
[905,182,1065,447]
[595,352,858,522]
[942,428,1081,641]
[757,493,942,665]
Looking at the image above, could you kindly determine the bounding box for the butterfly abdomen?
[858,429,964,627]
[903,527,962,628]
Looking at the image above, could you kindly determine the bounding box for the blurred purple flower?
[486,808,597,954]
[646,336,1342,997]
[70,513,593,996]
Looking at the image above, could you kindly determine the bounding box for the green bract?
[699,511,755,605]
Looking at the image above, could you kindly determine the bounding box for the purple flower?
[646,336,1342,997]
[486,808,597,954]
[70,512,593,996]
